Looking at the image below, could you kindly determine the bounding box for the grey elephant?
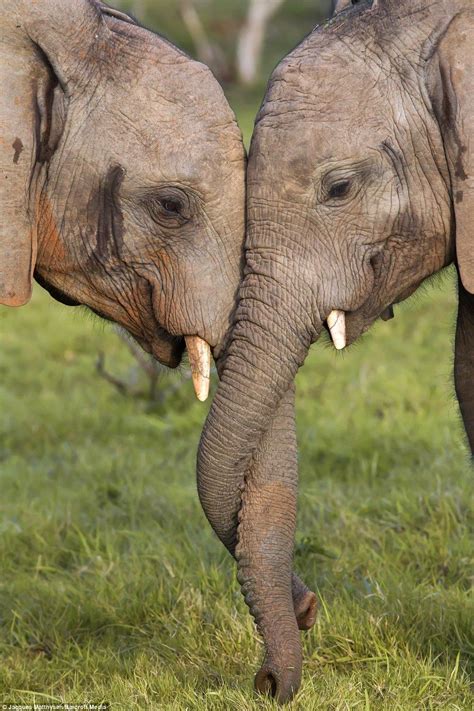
[197,0,474,703]
[1,0,247,395]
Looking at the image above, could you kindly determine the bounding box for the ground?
[1,255,472,710]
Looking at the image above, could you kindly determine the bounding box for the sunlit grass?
[1,265,472,709]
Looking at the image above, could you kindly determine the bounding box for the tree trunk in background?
[237,0,285,85]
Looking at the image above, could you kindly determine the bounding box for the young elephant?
[198,0,473,702]
[1,0,246,390]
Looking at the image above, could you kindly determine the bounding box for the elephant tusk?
[185,336,211,402]
[327,310,346,350]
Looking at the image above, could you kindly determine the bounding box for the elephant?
[197,0,474,703]
[1,0,248,396]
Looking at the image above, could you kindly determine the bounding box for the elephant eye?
[328,180,351,200]
[160,198,182,215]
[142,187,191,227]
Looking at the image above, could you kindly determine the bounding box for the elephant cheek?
[36,194,67,270]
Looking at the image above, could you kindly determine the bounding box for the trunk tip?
[254,660,301,705]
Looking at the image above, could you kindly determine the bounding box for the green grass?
[1,260,473,709]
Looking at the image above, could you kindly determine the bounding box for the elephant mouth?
[329,280,424,348]
[148,331,212,402]
[344,311,375,344]
[35,270,210,396]
[148,285,213,399]
[148,330,186,369]
[149,333,212,402]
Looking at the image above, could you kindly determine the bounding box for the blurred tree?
[236,0,285,85]
[332,0,351,12]
[179,0,287,86]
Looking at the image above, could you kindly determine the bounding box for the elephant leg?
[236,385,313,702]
[455,274,474,455]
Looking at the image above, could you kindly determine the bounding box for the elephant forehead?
[250,117,385,186]
[113,79,243,159]
[97,123,244,204]
[252,59,398,185]
[264,64,389,124]
[97,92,244,189]
[141,143,244,190]
[131,56,236,122]
[109,16,230,114]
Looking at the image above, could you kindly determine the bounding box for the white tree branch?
[237,0,285,85]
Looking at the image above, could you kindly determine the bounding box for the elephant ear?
[0,0,102,307]
[0,38,40,306]
[434,13,474,293]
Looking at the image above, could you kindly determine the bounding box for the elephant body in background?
[1,0,246,378]
[198,0,474,703]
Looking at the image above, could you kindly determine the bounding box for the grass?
[1,261,473,709]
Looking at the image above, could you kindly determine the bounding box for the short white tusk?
[185,336,211,402]
[327,310,347,350]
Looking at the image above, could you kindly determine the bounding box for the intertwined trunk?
[236,385,303,701]
[197,243,318,701]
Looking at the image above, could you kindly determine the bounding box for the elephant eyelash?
[319,157,373,205]
[159,198,184,216]
[148,201,189,226]
[327,179,352,199]
[321,176,356,203]
[139,189,192,227]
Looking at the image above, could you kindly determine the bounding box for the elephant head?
[197,0,473,702]
[1,0,246,387]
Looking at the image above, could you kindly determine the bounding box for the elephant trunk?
[197,247,317,702]
[198,248,315,548]
[237,386,302,703]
